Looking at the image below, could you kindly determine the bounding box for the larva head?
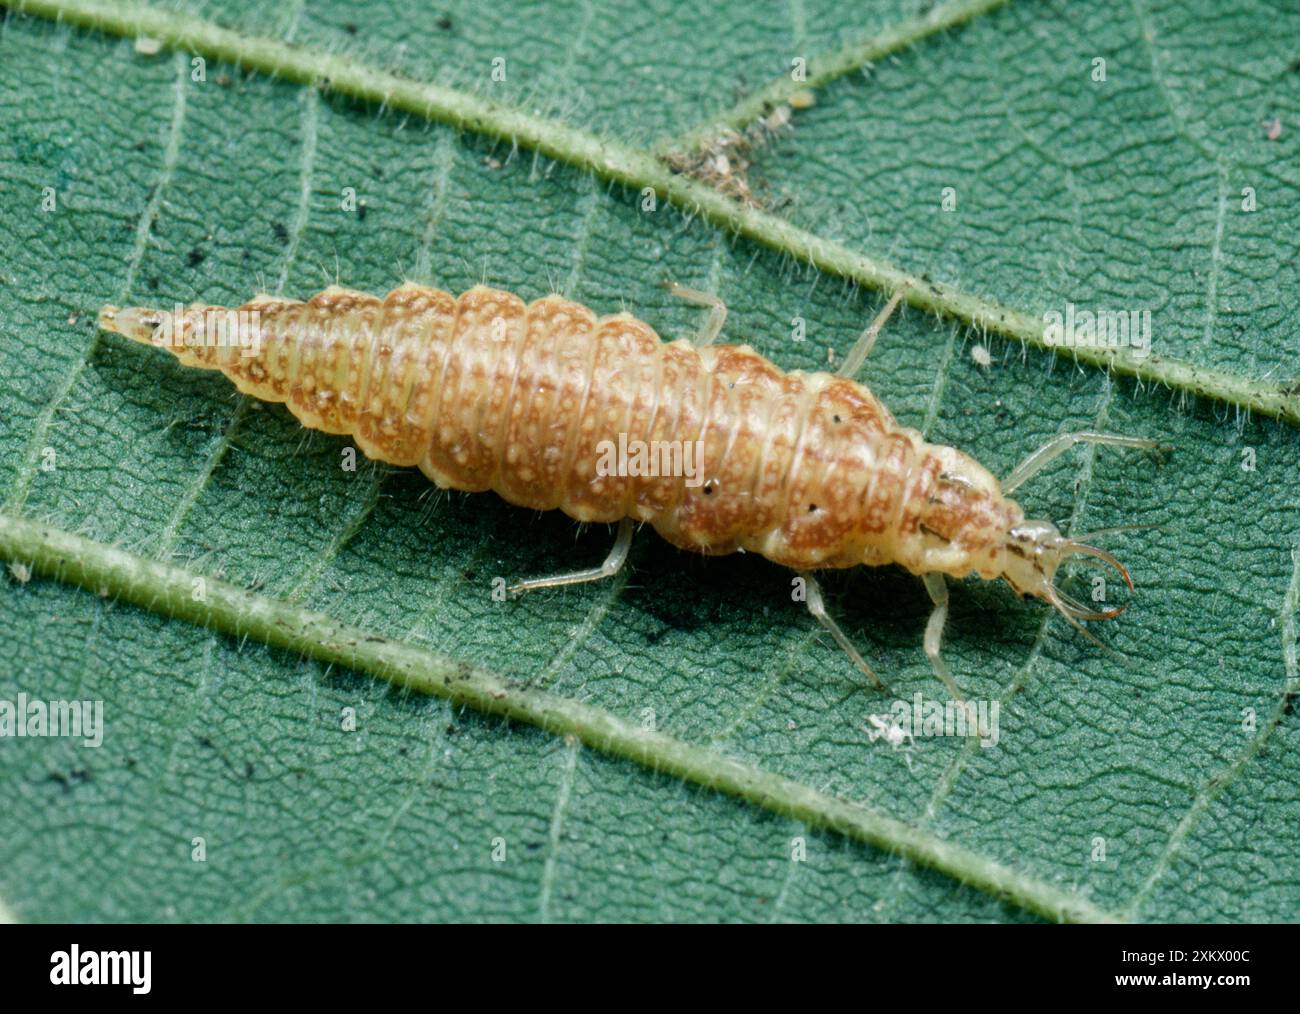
[907,445,1020,576]
[1000,519,1133,624]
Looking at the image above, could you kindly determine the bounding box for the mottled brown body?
[101,283,1025,580]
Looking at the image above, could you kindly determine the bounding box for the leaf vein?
[1122,539,1300,919]
[3,49,189,513]
[0,512,1122,923]
[10,0,1295,424]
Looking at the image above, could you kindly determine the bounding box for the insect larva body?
[101,283,1011,577]
[100,283,1158,694]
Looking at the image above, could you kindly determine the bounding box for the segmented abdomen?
[160,283,986,574]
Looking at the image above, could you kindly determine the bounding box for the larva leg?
[800,571,888,691]
[921,572,968,705]
[1002,432,1162,494]
[665,282,727,347]
[837,285,909,380]
[508,518,635,595]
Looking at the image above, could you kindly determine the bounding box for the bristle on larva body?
[98,283,1025,580]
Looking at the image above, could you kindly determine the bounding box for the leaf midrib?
[3,0,1294,925]
[8,0,1299,427]
[0,512,1121,924]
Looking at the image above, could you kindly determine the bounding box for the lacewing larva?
[98,282,1159,697]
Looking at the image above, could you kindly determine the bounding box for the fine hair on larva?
[99,282,1162,701]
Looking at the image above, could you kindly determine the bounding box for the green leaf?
[1,0,1297,923]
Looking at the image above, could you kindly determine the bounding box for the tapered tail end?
[98,304,162,344]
